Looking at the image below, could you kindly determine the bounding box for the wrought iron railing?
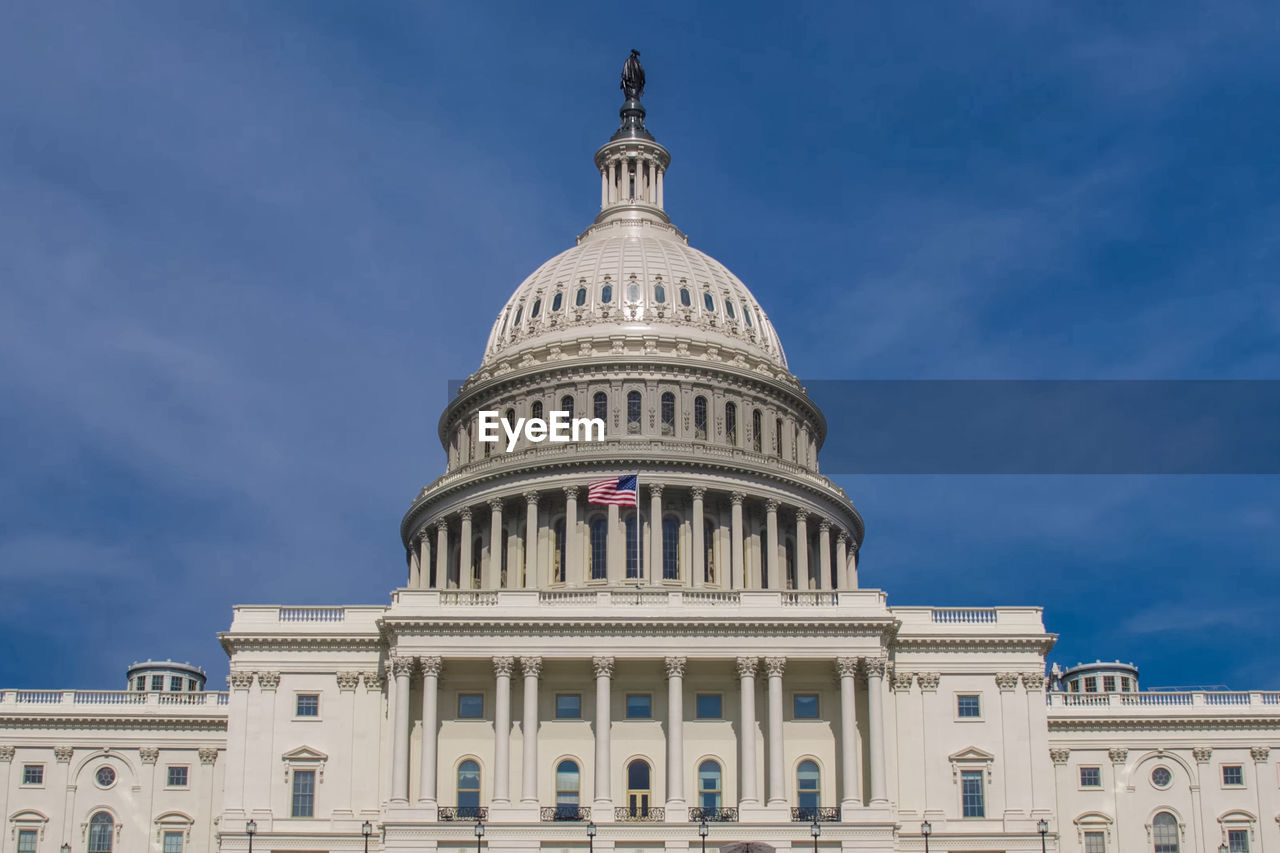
[615,806,665,822]
[540,806,591,822]
[437,806,488,822]
[689,806,739,822]
[791,806,840,822]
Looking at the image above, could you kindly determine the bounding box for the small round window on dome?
[680,287,691,307]
[552,292,563,312]
[703,292,715,312]
[626,282,640,303]
[601,284,613,304]
[725,299,736,320]
[576,287,587,307]
[531,298,542,319]
[654,284,666,303]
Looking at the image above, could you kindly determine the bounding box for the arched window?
[627,391,642,433]
[703,292,715,312]
[457,760,481,814]
[625,515,642,579]
[88,812,114,853]
[472,536,483,589]
[662,516,680,580]
[626,759,652,818]
[499,310,510,336]
[752,410,763,452]
[576,286,587,307]
[627,281,640,302]
[698,760,723,810]
[555,760,580,816]
[680,286,692,307]
[593,391,608,422]
[500,530,509,587]
[552,292,563,312]
[505,408,515,426]
[1153,812,1179,853]
[589,517,608,580]
[743,305,754,327]
[531,298,542,318]
[785,538,796,590]
[654,284,666,303]
[776,417,784,456]
[694,396,708,440]
[561,395,574,420]
[725,299,736,320]
[661,392,675,435]
[601,283,613,304]
[725,402,737,444]
[553,518,566,583]
[531,401,543,421]
[704,520,716,584]
[797,760,821,811]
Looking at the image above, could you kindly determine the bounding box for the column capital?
[54,746,73,763]
[416,530,430,545]
[1192,746,1213,763]
[1251,746,1270,763]
[818,520,832,533]
[1021,671,1046,690]
[995,672,1021,692]
[764,656,786,677]
[139,746,159,765]
[650,484,664,499]
[520,656,543,678]
[835,657,859,678]
[736,656,759,678]
[459,506,472,521]
[917,672,941,691]
[256,671,281,690]
[794,509,809,522]
[524,491,540,506]
[836,531,848,544]
[335,671,361,691]
[493,656,516,677]
[764,498,780,512]
[435,518,448,532]
[228,671,254,690]
[864,655,889,677]
[488,498,503,511]
[362,669,384,690]
[389,656,415,678]
[691,486,706,500]
[593,655,615,678]
[665,656,687,678]
[891,670,914,692]
[1049,748,1071,765]
[729,491,745,506]
[1108,747,1129,765]
[563,485,579,500]
[418,656,443,677]
[0,746,14,763]
[198,748,219,766]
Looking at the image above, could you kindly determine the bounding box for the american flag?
[588,474,638,506]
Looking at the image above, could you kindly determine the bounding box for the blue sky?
[2,2,1277,690]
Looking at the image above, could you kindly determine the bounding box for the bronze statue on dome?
[621,49,645,100]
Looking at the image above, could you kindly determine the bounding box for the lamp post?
[698,818,708,853]
[921,820,931,853]
[811,818,821,853]
[362,820,373,853]
[246,819,257,853]
[474,818,485,853]
[1037,818,1048,853]
[587,821,597,853]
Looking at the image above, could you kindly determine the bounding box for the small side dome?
[126,660,207,693]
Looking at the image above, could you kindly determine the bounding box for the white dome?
[482,218,788,370]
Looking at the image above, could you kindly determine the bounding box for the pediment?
[281,746,328,762]
[948,746,995,763]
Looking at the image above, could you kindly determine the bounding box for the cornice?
[1048,717,1280,733]
[218,634,382,655]
[0,715,227,732]
[379,614,896,642]
[893,635,1057,655]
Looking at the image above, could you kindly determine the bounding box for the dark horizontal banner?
[805,380,1280,474]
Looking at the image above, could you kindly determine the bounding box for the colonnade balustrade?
[406,486,859,593]
[384,653,890,823]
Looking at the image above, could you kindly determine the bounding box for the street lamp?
[1037,818,1048,853]
[811,818,821,853]
[362,820,373,853]
[698,818,709,853]
[474,818,485,853]
[587,820,597,853]
[246,819,257,853]
[921,820,931,853]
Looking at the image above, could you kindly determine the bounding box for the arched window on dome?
[752,409,763,452]
[797,760,821,812]
[561,395,574,420]
[662,515,680,580]
[743,304,754,327]
[627,391,642,434]
[555,760,580,817]
[589,517,607,580]
[694,396,707,440]
[1153,812,1179,853]
[501,529,509,587]
[457,760,481,814]
[513,305,523,326]
[625,515,642,579]
[553,518,566,583]
[601,283,613,304]
[654,283,666,303]
[531,298,542,319]
[552,292,563,312]
[532,401,543,421]
[660,392,675,436]
[626,280,640,303]
[499,310,510,336]
[725,299,736,320]
[698,760,723,810]
[680,286,692,307]
[88,812,114,853]
[576,286,588,307]
[703,292,715,312]
[725,402,738,445]
[704,519,716,584]
[593,392,608,422]
[775,417,784,457]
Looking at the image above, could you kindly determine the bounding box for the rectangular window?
[152,675,165,690]
[1223,765,1245,786]
[170,675,183,691]
[962,768,983,814]
[1083,830,1106,853]
[291,769,315,817]
[1079,766,1102,788]
[555,693,581,719]
[1103,675,1116,691]
[296,694,320,717]
[793,693,820,719]
[1120,677,1132,692]
[187,679,197,691]
[163,831,184,853]
[17,830,37,853]
[167,765,189,787]
[1084,676,1098,692]
[22,764,43,785]
[1229,829,1250,852]
[1069,680,1080,692]
[625,693,652,719]
[956,694,982,718]
[136,676,146,691]
[695,693,722,719]
[458,693,484,719]
[960,769,985,818]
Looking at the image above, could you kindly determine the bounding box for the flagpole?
[634,472,640,583]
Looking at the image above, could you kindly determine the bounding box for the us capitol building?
[3,55,1278,853]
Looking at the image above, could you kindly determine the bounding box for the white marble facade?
[3,64,1278,853]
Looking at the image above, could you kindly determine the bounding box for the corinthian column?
[765,500,780,590]
[520,656,542,803]
[492,656,514,804]
[650,484,664,584]
[836,657,859,811]
[523,492,539,588]
[765,656,786,806]
[564,487,581,586]
[665,656,686,809]
[737,656,760,805]
[818,521,832,591]
[486,499,503,589]
[730,492,745,589]
[690,488,706,587]
[458,507,473,589]
[795,510,809,589]
[865,655,889,806]
[593,656,615,810]
[418,656,442,804]
[434,520,448,589]
[389,656,414,803]
[835,533,848,592]
[418,532,430,589]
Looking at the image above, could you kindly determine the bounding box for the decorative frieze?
[54,746,73,763]
[917,672,941,692]
[335,671,361,691]
[1251,746,1270,763]
[995,673,1021,692]
[1108,748,1128,764]
[256,671,281,690]
[1050,748,1071,765]
[198,748,219,766]
[139,747,159,764]
[664,656,687,678]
